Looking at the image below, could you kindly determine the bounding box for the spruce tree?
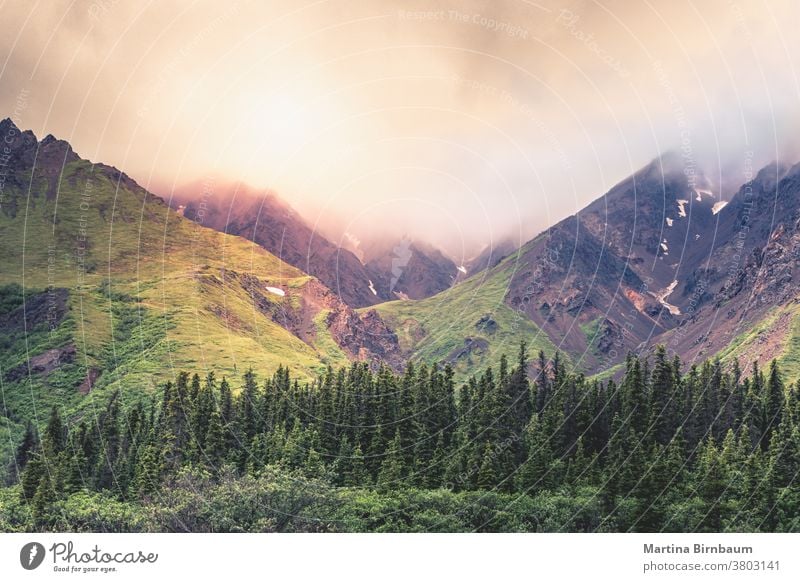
[477,444,499,490]
[649,346,676,445]
[204,408,227,469]
[43,406,66,455]
[377,431,404,490]
[763,360,785,448]
[6,421,37,485]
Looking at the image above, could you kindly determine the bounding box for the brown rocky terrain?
[502,153,800,374]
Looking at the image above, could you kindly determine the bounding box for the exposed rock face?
[216,268,400,369]
[78,368,101,394]
[446,337,490,365]
[594,319,624,355]
[0,118,39,181]
[0,287,69,334]
[0,119,81,216]
[503,153,800,373]
[475,314,498,334]
[0,287,79,384]
[650,161,800,366]
[326,308,401,370]
[507,210,660,368]
[5,344,76,382]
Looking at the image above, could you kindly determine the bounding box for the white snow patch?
[457,265,467,275]
[368,280,377,296]
[666,217,673,227]
[266,286,286,297]
[695,188,713,202]
[650,279,681,316]
[677,199,689,218]
[712,200,728,215]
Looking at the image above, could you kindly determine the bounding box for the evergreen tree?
[377,431,405,490]
[649,346,676,445]
[763,360,785,448]
[477,443,499,490]
[6,421,37,485]
[204,408,227,469]
[8,341,800,533]
[43,406,66,455]
[134,436,164,497]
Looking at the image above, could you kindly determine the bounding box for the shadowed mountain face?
[170,184,382,308]
[511,155,800,373]
[659,161,800,369]
[364,239,459,301]
[0,117,80,216]
[504,154,722,369]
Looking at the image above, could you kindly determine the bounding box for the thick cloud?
[1,0,798,259]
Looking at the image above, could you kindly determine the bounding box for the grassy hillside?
[0,158,348,477]
[709,303,800,384]
[368,251,563,379]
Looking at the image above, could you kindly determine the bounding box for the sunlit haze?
[1,0,799,259]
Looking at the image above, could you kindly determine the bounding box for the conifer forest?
[3,345,799,533]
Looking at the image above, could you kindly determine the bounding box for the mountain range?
[3,116,800,467]
[375,153,800,379]
[168,183,471,306]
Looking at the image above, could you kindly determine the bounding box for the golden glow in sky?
[1,0,799,257]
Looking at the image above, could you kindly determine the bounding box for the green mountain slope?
[368,242,563,379]
[0,122,393,478]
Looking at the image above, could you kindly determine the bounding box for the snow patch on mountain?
[652,279,681,315]
[695,188,713,202]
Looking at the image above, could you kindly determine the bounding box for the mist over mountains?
[165,181,487,306]
[5,113,800,387]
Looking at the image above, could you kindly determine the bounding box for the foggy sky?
[1,0,798,261]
